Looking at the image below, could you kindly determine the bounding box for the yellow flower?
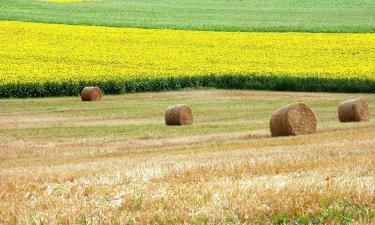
[0,21,374,85]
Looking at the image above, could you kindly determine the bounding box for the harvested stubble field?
[0,90,374,224]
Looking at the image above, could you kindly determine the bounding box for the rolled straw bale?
[338,98,370,122]
[270,103,317,137]
[165,104,193,126]
[81,87,103,101]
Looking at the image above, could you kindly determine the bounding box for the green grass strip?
[1,0,375,33]
[1,75,375,98]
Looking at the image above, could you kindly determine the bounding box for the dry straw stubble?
[338,98,370,122]
[81,87,103,101]
[165,104,194,126]
[270,102,317,137]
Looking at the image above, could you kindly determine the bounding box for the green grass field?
[1,0,375,32]
[1,90,375,224]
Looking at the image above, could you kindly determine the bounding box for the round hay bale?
[81,87,103,101]
[165,104,193,126]
[270,103,317,137]
[338,98,370,122]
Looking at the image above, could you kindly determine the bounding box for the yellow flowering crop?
[0,21,374,86]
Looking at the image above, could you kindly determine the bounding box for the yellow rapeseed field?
[0,21,374,85]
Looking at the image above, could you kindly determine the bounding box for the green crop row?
[1,75,374,98]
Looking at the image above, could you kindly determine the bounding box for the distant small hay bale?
[165,104,193,126]
[338,98,370,122]
[81,87,103,101]
[270,102,317,137]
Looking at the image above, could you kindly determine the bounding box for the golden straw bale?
[165,104,193,126]
[81,87,103,101]
[270,103,317,137]
[338,98,370,122]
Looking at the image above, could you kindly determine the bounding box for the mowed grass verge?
[1,0,375,33]
[0,90,374,224]
[1,21,375,98]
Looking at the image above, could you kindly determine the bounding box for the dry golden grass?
[0,90,374,224]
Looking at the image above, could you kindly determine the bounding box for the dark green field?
[1,0,375,32]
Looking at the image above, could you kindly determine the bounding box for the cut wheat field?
[1,90,374,224]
